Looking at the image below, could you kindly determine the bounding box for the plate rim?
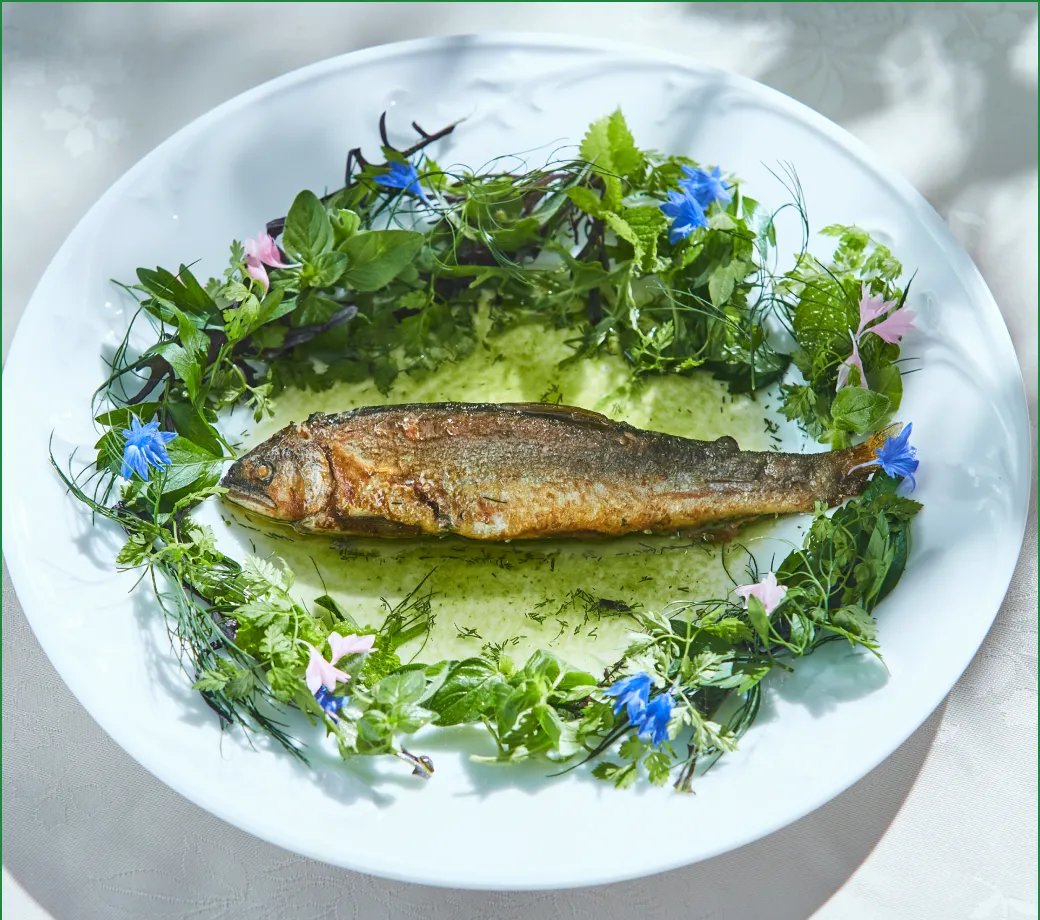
[2,32,1033,890]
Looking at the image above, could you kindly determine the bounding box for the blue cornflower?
[372,160,431,204]
[660,187,707,243]
[314,685,347,719]
[636,691,675,747]
[120,416,176,481]
[680,165,733,211]
[604,672,653,723]
[873,423,919,490]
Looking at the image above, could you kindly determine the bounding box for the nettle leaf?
[830,386,891,434]
[340,229,423,292]
[283,190,333,263]
[621,206,667,271]
[580,109,644,180]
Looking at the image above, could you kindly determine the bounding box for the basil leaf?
[340,229,424,292]
[292,288,348,327]
[282,190,333,263]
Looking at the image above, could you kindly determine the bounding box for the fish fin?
[842,423,902,474]
[500,403,622,429]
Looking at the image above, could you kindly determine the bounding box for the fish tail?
[841,423,902,476]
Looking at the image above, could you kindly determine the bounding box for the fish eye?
[254,461,274,483]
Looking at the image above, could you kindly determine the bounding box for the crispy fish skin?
[220,402,891,540]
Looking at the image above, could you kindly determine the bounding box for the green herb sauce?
[222,316,773,671]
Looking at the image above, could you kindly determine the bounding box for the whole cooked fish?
[221,403,892,541]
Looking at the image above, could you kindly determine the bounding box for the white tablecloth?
[3,4,1036,918]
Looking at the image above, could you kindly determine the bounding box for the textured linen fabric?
[2,4,1036,918]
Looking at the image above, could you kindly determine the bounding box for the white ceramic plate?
[2,35,1031,890]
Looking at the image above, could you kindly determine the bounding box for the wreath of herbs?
[56,110,921,789]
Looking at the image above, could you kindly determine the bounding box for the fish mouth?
[220,465,277,512]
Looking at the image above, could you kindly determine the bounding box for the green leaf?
[94,403,161,428]
[831,604,877,642]
[292,288,348,327]
[580,109,644,180]
[282,190,333,263]
[427,658,508,726]
[191,670,228,692]
[340,229,424,292]
[708,258,753,307]
[305,251,349,289]
[374,669,426,707]
[746,594,772,644]
[154,342,203,404]
[223,289,294,343]
[391,702,434,734]
[159,438,224,494]
[496,678,543,736]
[702,617,755,644]
[565,186,604,218]
[621,206,668,271]
[166,401,223,457]
[831,387,891,434]
[534,704,564,748]
[521,650,564,687]
[331,209,361,247]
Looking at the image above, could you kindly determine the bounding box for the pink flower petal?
[328,632,375,662]
[734,572,789,615]
[866,307,916,344]
[305,646,325,694]
[857,284,896,335]
[244,232,290,269]
[836,331,867,391]
[305,643,352,692]
[245,257,269,292]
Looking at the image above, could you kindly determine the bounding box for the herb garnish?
[57,110,921,790]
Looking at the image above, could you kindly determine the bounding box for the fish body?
[221,402,889,541]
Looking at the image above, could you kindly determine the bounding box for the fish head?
[221,423,331,522]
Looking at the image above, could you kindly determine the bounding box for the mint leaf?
[283,190,333,263]
[340,229,423,292]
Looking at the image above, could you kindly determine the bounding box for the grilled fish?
[221,402,891,541]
